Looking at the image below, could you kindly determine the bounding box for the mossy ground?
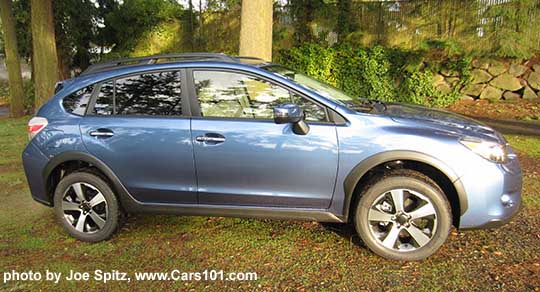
[1,116,539,291]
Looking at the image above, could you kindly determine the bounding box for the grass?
[0,116,539,291]
[506,135,540,158]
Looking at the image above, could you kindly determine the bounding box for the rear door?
[80,70,198,204]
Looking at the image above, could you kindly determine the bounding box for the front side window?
[193,70,327,122]
[63,85,94,116]
[92,71,183,116]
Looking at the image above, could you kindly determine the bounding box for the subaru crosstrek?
[22,53,522,260]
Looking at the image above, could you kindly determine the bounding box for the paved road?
[0,106,8,118]
[467,115,540,137]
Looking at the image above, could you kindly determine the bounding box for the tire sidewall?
[53,172,120,242]
[354,175,452,261]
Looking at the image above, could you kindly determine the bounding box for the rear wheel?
[354,170,452,261]
[53,171,122,242]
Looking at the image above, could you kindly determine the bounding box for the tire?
[53,171,122,242]
[353,170,452,261]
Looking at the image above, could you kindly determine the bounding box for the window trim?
[86,68,191,118]
[186,67,337,125]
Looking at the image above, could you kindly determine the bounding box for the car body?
[22,53,522,260]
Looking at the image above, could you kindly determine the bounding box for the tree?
[54,0,97,75]
[336,0,356,41]
[289,0,323,45]
[0,0,25,116]
[31,0,58,107]
[239,0,272,61]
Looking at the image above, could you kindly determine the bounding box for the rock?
[471,69,492,84]
[432,74,445,85]
[479,86,503,100]
[533,64,540,72]
[472,59,490,70]
[508,64,527,77]
[445,77,460,86]
[489,73,523,91]
[440,69,458,77]
[460,95,475,101]
[487,61,507,76]
[503,91,521,100]
[528,71,540,91]
[435,82,452,94]
[463,83,486,96]
[523,86,538,100]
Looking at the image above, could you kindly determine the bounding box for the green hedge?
[276,44,472,107]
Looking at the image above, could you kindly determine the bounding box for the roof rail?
[81,53,238,76]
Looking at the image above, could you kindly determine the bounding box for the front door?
[80,70,198,204]
[189,69,338,208]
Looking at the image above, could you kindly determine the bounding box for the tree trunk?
[31,0,58,108]
[0,0,25,117]
[239,0,273,61]
[188,0,194,51]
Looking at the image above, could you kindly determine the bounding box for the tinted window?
[93,71,183,116]
[193,71,327,122]
[93,81,114,115]
[63,85,93,115]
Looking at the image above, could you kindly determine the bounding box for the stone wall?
[433,59,540,101]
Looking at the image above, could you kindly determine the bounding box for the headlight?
[459,137,507,163]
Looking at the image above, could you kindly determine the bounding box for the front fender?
[341,150,468,221]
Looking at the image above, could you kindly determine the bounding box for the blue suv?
[22,53,522,260]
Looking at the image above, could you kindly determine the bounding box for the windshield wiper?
[346,98,386,113]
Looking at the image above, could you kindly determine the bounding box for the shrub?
[276,43,471,107]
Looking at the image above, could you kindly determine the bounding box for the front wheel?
[53,171,122,242]
[354,170,452,261]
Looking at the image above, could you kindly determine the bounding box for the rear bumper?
[458,156,522,229]
[22,141,52,206]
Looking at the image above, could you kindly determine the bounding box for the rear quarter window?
[62,85,94,116]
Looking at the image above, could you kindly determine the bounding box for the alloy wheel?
[61,182,108,234]
[367,188,438,252]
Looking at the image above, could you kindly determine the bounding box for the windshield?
[262,65,354,105]
[262,65,385,113]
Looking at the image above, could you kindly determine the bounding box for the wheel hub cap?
[80,202,92,213]
[394,212,410,226]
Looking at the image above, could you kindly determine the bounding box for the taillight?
[28,117,48,140]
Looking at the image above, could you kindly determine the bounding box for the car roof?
[80,53,270,76]
[54,53,347,113]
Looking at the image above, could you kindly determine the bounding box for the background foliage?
[0,0,539,108]
[276,43,470,107]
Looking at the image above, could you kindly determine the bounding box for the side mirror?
[273,103,310,135]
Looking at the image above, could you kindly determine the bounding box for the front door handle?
[195,136,225,143]
[89,129,114,138]
[195,133,226,144]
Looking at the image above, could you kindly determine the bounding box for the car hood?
[382,102,504,142]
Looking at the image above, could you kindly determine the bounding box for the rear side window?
[92,71,183,116]
[62,85,94,116]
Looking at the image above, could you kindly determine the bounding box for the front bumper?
[458,154,522,230]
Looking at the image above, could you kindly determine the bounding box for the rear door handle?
[89,129,114,138]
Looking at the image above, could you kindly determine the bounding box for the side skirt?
[124,201,345,223]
